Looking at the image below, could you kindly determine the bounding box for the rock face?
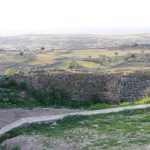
[10,71,150,103]
[0,136,44,150]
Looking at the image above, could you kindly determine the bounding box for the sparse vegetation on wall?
[5,70,149,104]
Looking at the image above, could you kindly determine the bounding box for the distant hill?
[0,34,150,50]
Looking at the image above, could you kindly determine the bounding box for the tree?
[114,52,118,56]
[68,60,82,69]
[107,78,123,104]
[41,47,45,50]
[19,51,24,56]
[132,43,139,48]
[131,54,136,59]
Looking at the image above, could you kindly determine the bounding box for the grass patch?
[78,61,99,68]
[11,146,21,150]
[87,97,150,110]
[1,108,150,149]
[0,115,88,143]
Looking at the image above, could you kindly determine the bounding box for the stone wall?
[12,71,150,103]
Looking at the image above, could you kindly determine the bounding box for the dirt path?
[0,104,150,136]
[0,108,82,129]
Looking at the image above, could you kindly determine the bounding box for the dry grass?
[78,61,99,68]
[28,54,54,65]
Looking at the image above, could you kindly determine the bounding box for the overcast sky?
[0,0,150,35]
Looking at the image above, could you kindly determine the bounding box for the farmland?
[0,34,150,75]
[0,49,150,75]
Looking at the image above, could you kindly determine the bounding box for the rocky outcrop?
[0,136,44,150]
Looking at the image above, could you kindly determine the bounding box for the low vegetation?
[1,108,150,149]
[88,97,150,110]
[4,69,17,76]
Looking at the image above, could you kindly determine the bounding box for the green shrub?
[58,115,88,125]
[11,146,21,150]
[29,89,70,106]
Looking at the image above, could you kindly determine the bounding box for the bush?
[90,94,100,104]
[130,54,136,59]
[28,88,70,106]
[58,115,88,124]
[114,52,118,56]
[11,146,21,150]
[68,60,82,69]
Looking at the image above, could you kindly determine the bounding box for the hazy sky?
[0,0,150,35]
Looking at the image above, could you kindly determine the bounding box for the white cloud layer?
[0,0,150,35]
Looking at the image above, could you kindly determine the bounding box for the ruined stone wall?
[12,71,150,103]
